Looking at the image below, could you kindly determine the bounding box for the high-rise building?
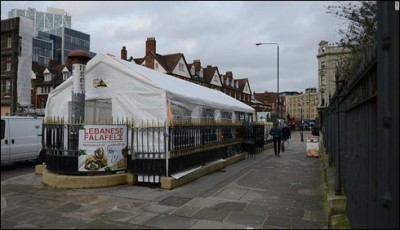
[32,31,58,67]
[45,27,91,64]
[8,7,93,65]
[3,7,94,115]
[1,17,33,115]
[8,7,71,32]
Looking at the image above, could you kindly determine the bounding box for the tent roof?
[45,53,254,122]
[102,54,254,113]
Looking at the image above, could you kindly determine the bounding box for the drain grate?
[158,196,192,207]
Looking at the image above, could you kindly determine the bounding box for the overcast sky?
[1,1,348,94]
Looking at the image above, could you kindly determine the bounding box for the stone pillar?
[67,50,91,123]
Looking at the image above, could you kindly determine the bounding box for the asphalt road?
[1,161,37,181]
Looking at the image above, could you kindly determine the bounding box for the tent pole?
[165,120,169,177]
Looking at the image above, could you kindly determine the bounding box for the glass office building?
[33,32,54,67]
[46,27,90,64]
[8,7,71,32]
[8,7,94,65]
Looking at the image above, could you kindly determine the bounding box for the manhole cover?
[158,196,191,207]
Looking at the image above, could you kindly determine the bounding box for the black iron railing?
[321,3,398,228]
[44,121,269,180]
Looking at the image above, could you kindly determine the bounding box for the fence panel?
[321,3,398,227]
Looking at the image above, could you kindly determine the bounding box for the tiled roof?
[236,78,250,92]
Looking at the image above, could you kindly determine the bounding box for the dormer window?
[62,69,70,81]
[199,69,203,78]
[43,68,51,81]
[235,81,239,88]
[230,80,234,87]
[44,73,51,82]
[178,63,184,71]
[191,66,195,76]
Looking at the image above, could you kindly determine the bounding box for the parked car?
[1,116,44,165]
[308,119,317,127]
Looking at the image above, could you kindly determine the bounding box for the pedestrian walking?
[282,124,292,150]
[269,121,282,157]
[291,123,296,132]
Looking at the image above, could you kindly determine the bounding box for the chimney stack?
[121,46,127,60]
[146,37,156,55]
[193,59,201,70]
[145,37,156,69]
[225,71,233,80]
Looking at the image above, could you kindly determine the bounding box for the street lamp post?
[299,102,304,142]
[308,91,311,120]
[256,42,280,118]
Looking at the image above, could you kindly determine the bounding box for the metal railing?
[321,3,398,228]
[43,121,269,181]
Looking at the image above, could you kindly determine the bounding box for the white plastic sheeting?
[45,53,254,126]
[17,17,33,106]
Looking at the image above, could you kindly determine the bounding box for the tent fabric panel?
[111,55,254,114]
[112,92,167,125]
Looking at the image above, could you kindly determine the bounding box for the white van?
[1,116,44,165]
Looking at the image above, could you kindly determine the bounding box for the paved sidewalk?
[1,131,327,229]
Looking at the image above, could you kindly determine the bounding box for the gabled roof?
[132,57,144,64]
[163,53,185,72]
[202,65,221,85]
[31,60,68,87]
[139,52,190,76]
[236,78,251,94]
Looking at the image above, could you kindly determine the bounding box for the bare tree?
[325,1,377,77]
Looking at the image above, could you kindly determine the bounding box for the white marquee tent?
[44,53,255,125]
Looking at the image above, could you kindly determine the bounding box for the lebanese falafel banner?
[78,125,128,172]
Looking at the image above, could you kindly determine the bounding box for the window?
[155,63,159,69]
[221,111,232,121]
[44,73,51,82]
[1,35,12,49]
[1,79,12,97]
[62,71,70,81]
[40,86,51,94]
[7,35,12,48]
[170,102,191,120]
[178,63,184,71]
[6,57,12,71]
[190,66,195,75]
[321,75,326,86]
[201,108,215,120]
[320,61,326,69]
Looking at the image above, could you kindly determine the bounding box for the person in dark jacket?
[269,121,282,157]
[282,125,292,150]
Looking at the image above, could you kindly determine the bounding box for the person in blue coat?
[269,121,283,157]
